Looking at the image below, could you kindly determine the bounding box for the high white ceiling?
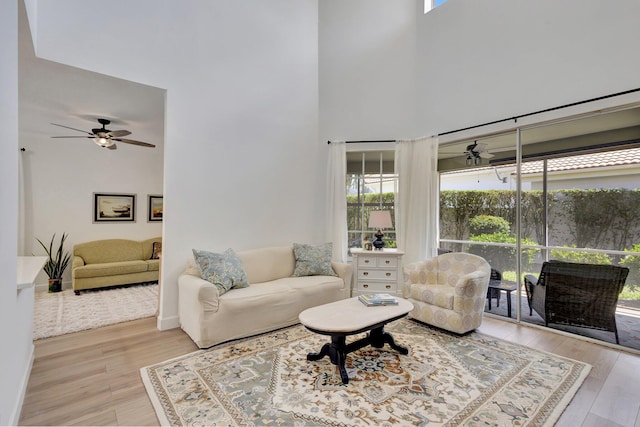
[18,1,638,162]
[18,2,165,152]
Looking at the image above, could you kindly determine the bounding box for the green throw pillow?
[292,242,337,277]
[192,248,249,295]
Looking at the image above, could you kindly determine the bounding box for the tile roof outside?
[520,147,640,175]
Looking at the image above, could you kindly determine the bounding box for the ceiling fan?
[50,118,155,150]
[442,141,495,166]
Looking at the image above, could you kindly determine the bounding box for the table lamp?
[368,210,393,250]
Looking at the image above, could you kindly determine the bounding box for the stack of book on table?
[358,293,398,306]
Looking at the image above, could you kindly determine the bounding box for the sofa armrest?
[451,270,490,313]
[178,273,220,313]
[524,274,539,287]
[332,261,353,297]
[524,274,544,317]
[72,256,85,269]
[454,270,490,293]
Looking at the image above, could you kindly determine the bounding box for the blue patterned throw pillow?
[292,242,337,277]
[192,248,249,295]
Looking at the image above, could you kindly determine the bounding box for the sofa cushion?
[219,280,292,301]
[408,283,455,310]
[236,247,296,284]
[73,260,149,279]
[184,259,201,276]
[75,239,145,264]
[192,248,249,295]
[147,259,160,271]
[292,242,336,277]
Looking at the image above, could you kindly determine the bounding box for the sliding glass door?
[438,105,640,350]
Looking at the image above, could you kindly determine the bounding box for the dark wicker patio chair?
[524,260,629,344]
[486,268,502,308]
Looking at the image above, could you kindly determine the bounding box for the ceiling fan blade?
[51,123,94,135]
[107,130,131,137]
[113,138,156,148]
[480,152,495,159]
[51,136,93,139]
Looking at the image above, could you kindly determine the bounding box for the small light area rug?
[141,318,590,426]
[33,283,158,340]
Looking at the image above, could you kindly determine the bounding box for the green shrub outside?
[346,192,394,232]
[469,215,509,235]
[620,244,640,292]
[468,232,538,273]
[549,245,612,264]
[550,245,640,296]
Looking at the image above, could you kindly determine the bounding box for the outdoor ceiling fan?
[50,118,155,150]
[442,141,495,166]
[464,141,495,166]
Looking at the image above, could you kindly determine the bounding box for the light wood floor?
[19,316,640,426]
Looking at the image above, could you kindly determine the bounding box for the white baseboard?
[9,343,34,426]
[34,280,72,293]
[157,315,180,331]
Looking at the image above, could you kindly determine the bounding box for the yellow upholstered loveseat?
[72,237,161,294]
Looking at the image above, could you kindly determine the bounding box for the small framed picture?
[93,193,136,222]
[148,194,163,222]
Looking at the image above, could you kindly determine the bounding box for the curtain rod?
[326,139,395,144]
[328,87,640,144]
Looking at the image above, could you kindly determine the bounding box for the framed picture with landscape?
[148,194,163,222]
[93,193,136,223]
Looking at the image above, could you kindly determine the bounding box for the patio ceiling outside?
[438,106,640,171]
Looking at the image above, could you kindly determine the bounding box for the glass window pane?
[346,151,397,252]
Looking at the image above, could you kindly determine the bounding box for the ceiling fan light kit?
[51,118,155,150]
[465,154,481,166]
[441,140,496,167]
[94,136,114,148]
[462,141,494,167]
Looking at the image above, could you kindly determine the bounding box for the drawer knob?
[385,260,390,264]
[386,284,391,289]
[363,272,369,276]
[363,284,369,288]
[364,259,370,263]
[386,272,391,277]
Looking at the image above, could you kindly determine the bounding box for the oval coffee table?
[299,296,413,384]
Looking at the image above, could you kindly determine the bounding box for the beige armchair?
[402,252,491,334]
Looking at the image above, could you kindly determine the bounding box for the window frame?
[346,145,397,253]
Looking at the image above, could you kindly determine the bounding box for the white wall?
[0,1,31,424]
[417,0,640,135]
[319,0,420,141]
[28,0,322,329]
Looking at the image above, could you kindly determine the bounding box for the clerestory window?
[425,0,448,13]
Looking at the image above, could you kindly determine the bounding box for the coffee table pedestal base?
[307,326,408,384]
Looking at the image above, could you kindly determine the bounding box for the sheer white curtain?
[395,136,439,264]
[326,141,348,262]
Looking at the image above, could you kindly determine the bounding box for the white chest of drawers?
[350,248,405,297]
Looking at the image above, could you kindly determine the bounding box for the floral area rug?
[33,283,158,340]
[141,318,590,426]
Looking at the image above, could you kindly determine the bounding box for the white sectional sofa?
[178,246,353,348]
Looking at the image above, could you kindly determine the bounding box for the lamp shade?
[368,210,393,229]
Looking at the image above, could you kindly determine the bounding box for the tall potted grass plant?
[37,233,71,293]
